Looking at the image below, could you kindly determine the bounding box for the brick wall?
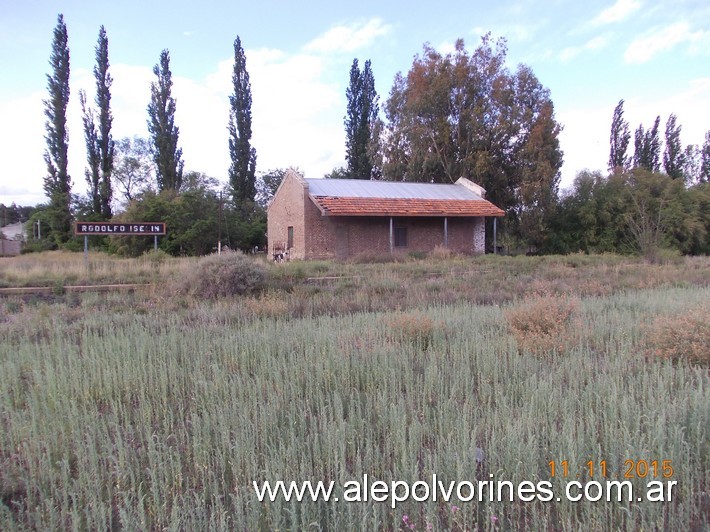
[305,215,487,259]
[266,170,307,260]
[267,172,490,260]
[304,192,339,259]
[0,239,21,256]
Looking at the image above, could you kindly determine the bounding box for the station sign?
[74,222,166,235]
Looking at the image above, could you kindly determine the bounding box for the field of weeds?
[0,252,708,530]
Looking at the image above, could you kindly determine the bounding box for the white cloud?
[557,104,611,189]
[624,22,705,63]
[304,18,392,54]
[0,91,49,205]
[172,75,231,182]
[471,21,543,44]
[247,48,345,177]
[585,35,609,51]
[592,0,642,25]
[624,77,710,144]
[559,34,609,62]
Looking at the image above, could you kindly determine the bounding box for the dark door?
[335,224,349,259]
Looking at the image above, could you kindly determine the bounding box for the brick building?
[266,170,504,260]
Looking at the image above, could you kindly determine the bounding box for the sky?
[0,0,708,207]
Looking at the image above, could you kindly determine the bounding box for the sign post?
[75,222,167,267]
[74,222,166,236]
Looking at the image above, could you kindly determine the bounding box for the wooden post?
[444,217,448,248]
[493,217,497,255]
[84,235,89,269]
[218,190,222,255]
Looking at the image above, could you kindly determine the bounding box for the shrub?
[142,248,170,266]
[385,310,436,350]
[407,250,427,260]
[179,251,267,299]
[348,251,397,264]
[504,295,579,356]
[642,307,709,366]
[243,291,290,319]
[429,245,454,260]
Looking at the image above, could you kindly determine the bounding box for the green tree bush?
[548,170,709,256]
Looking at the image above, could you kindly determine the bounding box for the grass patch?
[0,253,708,529]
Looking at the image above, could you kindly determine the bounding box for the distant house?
[0,222,25,256]
[266,170,504,260]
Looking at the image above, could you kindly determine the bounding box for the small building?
[0,222,24,256]
[267,170,504,260]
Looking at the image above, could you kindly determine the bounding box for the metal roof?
[305,178,483,201]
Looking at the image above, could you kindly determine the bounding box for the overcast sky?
[0,0,708,206]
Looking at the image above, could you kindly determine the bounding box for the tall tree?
[345,59,380,179]
[94,26,114,217]
[633,116,661,172]
[682,144,701,183]
[113,136,154,204]
[147,49,183,191]
[79,89,101,216]
[228,36,257,208]
[382,36,563,245]
[43,14,72,244]
[663,114,685,180]
[609,99,630,172]
[700,130,710,183]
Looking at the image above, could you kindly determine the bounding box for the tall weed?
[642,305,710,366]
[504,294,580,355]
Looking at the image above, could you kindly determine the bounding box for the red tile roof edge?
[310,196,505,217]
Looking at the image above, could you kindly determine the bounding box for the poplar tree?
[228,36,257,208]
[702,131,710,183]
[147,49,183,191]
[94,26,114,217]
[43,14,72,244]
[79,89,101,215]
[609,99,630,172]
[633,116,661,172]
[662,114,684,180]
[345,58,379,179]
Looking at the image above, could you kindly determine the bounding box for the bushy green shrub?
[180,251,267,299]
[142,248,170,266]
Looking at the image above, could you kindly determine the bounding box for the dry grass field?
[1,251,708,530]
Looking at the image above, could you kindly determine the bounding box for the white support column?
[444,217,448,248]
[389,217,394,254]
